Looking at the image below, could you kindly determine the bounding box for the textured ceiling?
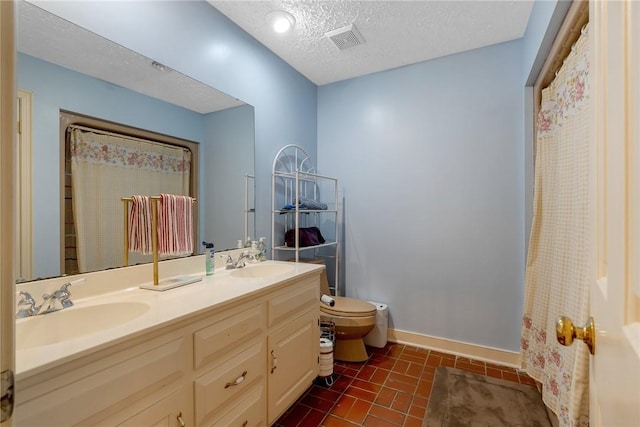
[18,0,534,104]
[17,1,244,114]
[209,0,534,86]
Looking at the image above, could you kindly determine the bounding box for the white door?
[0,1,16,426]
[588,1,640,425]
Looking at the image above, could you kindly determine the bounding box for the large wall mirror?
[16,0,256,282]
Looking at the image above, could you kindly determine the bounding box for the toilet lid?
[321,296,377,317]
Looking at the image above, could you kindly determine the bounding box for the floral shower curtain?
[521,25,591,427]
[69,127,191,272]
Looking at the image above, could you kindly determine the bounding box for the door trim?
[16,90,32,282]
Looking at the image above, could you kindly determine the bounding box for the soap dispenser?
[257,237,267,261]
[202,241,215,275]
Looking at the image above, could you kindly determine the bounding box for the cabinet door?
[267,310,319,424]
[15,335,187,426]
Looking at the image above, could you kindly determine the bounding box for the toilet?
[316,263,377,362]
[320,296,377,362]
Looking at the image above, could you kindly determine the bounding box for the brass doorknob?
[556,316,595,355]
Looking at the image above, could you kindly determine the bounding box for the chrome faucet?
[16,291,37,318]
[16,279,83,318]
[226,251,255,269]
[38,282,74,314]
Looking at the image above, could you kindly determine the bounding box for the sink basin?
[230,263,294,279]
[16,301,150,349]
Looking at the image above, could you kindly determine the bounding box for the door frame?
[0,0,17,425]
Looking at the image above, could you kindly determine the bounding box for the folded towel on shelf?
[128,195,153,254]
[299,197,328,210]
[158,194,194,256]
[282,197,328,211]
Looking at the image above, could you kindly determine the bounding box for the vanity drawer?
[268,275,319,329]
[208,383,265,427]
[194,340,266,426]
[193,303,265,370]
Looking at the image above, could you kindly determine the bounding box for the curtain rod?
[68,124,192,154]
[555,23,590,78]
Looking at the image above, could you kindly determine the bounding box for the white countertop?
[16,260,323,380]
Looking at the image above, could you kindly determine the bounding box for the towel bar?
[122,196,197,289]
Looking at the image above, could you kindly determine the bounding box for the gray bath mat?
[424,367,551,427]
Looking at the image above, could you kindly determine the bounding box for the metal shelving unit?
[271,145,339,296]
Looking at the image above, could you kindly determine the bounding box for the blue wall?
[318,40,525,351]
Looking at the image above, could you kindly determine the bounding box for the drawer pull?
[224,370,248,388]
[177,411,185,427]
[270,350,278,374]
[242,421,248,427]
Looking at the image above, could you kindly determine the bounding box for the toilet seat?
[321,296,377,317]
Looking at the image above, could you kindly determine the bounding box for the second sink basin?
[16,301,150,349]
[230,263,294,279]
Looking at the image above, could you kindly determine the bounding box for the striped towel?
[158,194,194,256]
[128,195,153,254]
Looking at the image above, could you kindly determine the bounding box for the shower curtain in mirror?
[521,26,590,427]
[69,127,191,273]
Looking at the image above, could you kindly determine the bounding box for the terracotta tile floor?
[274,343,537,427]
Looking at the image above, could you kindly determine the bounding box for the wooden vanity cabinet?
[14,272,320,427]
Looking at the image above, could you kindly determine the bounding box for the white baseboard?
[387,328,521,368]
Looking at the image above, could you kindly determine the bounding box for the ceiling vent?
[325,23,365,50]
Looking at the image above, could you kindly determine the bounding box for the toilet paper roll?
[320,294,335,307]
[320,338,333,348]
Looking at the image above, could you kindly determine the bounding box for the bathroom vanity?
[14,260,322,426]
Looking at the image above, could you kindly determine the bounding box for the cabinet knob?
[271,350,278,374]
[242,421,248,427]
[176,411,185,427]
[224,370,248,389]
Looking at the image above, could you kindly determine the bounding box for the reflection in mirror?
[16,0,255,282]
[61,112,200,276]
